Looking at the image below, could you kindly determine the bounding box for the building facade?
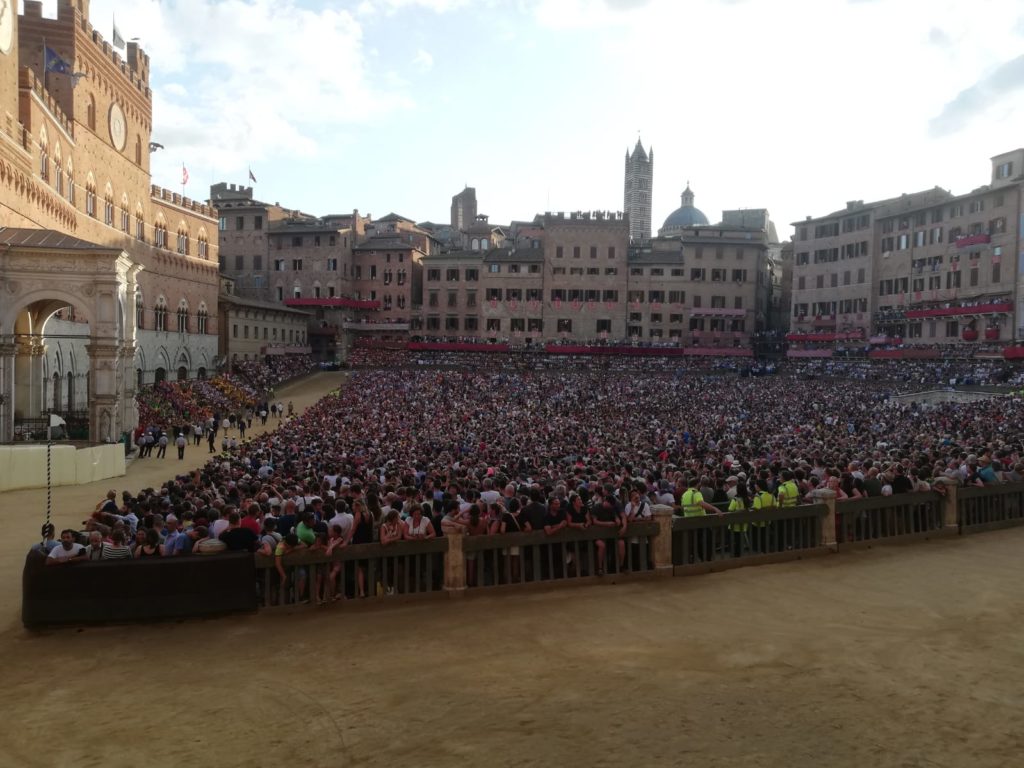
[218,279,311,363]
[0,0,219,442]
[624,139,653,242]
[415,207,775,346]
[788,151,1024,354]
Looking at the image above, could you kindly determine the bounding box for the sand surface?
[2,372,1023,767]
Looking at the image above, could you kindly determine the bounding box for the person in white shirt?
[47,530,87,565]
[328,505,355,541]
[210,513,231,539]
[479,477,501,506]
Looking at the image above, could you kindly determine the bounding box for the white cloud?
[356,0,472,15]
[81,0,415,188]
[413,48,434,72]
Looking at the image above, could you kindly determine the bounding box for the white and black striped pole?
[46,431,52,533]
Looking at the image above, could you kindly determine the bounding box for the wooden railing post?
[934,477,960,531]
[814,489,837,548]
[652,505,674,576]
[444,531,466,597]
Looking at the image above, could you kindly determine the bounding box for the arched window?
[38,129,48,181]
[154,297,168,332]
[134,135,142,165]
[293,285,302,299]
[397,268,406,285]
[120,194,130,233]
[85,175,96,217]
[87,95,96,130]
[135,205,145,240]
[197,303,208,334]
[103,183,114,225]
[135,290,144,330]
[53,144,62,194]
[176,225,189,255]
[154,218,167,248]
[176,300,189,333]
[197,229,208,259]
[66,160,75,204]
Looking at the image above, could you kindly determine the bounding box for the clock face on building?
[0,0,13,55]
[109,102,127,151]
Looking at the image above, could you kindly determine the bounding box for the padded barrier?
[22,551,258,629]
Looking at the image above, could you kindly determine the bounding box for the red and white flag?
[181,164,189,185]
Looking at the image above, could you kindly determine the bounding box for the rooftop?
[0,228,119,252]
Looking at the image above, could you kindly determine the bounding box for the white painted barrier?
[0,444,126,492]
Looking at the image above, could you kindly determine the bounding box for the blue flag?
[44,46,72,75]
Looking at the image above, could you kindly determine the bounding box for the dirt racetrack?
[2,372,1023,767]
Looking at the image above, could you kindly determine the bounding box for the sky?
[30,0,1024,239]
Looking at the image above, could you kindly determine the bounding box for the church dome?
[660,184,708,233]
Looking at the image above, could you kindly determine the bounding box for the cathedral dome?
[660,184,708,233]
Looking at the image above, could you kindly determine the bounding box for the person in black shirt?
[891,465,914,495]
[542,496,568,579]
[523,488,548,531]
[219,512,258,552]
[590,498,625,575]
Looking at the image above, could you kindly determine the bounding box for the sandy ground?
[2,372,1023,767]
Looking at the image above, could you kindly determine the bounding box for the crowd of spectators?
[233,354,317,393]
[41,363,1024,602]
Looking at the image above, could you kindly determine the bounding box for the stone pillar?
[814,488,837,548]
[934,477,960,530]
[120,342,138,435]
[85,341,122,443]
[651,504,675,576]
[443,530,466,597]
[0,342,14,442]
[13,340,45,419]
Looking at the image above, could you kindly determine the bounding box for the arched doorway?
[137,368,144,390]
[197,366,207,380]
[0,234,142,443]
[154,367,166,383]
[176,366,188,381]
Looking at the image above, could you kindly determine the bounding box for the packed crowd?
[40,366,1024,592]
[787,358,1024,387]
[135,355,316,441]
[233,354,317,393]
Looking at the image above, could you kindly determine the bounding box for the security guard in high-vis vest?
[751,479,776,553]
[774,470,800,551]
[727,481,749,557]
[776,470,800,508]
[679,477,722,563]
[680,478,722,517]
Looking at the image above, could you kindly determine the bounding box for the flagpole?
[42,37,47,93]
